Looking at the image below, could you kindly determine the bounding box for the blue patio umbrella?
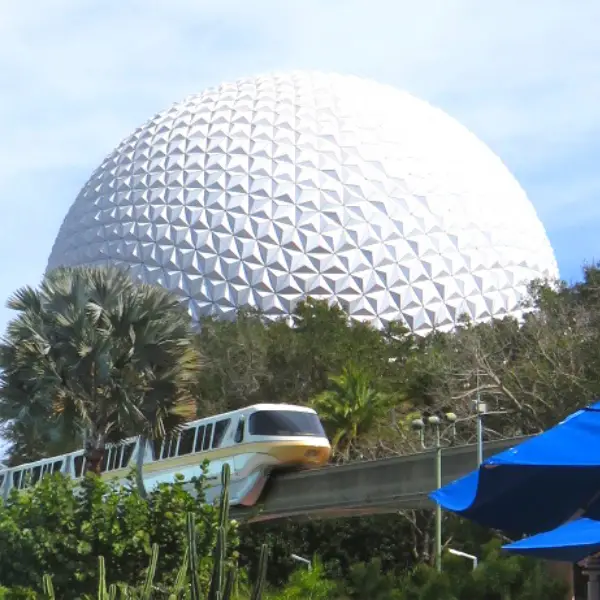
[503,517,600,563]
[430,401,600,534]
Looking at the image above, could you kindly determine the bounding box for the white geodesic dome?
[47,71,558,333]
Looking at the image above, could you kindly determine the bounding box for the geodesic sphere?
[47,71,558,333]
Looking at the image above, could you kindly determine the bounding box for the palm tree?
[311,363,388,460]
[0,265,201,475]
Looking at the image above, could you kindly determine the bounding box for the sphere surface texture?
[47,71,558,333]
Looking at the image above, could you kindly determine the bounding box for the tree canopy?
[0,266,201,470]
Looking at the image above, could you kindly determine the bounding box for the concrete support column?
[582,556,600,600]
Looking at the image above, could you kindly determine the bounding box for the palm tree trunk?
[84,429,105,475]
[84,444,104,475]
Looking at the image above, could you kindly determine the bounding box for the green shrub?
[40,464,266,600]
[0,463,232,596]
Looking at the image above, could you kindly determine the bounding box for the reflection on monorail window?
[248,411,325,437]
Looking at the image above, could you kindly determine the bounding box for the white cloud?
[2,1,598,173]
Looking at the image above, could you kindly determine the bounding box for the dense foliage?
[0,470,568,599]
[270,541,568,600]
[3,263,600,596]
[0,466,231,596]
[37,463,269,600]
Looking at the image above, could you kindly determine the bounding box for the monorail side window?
[213,419,231,448]
[194,426,205,453]
[179,428,196,456]
[234,418,245,443]
[107,448,119,471]
[31,465,42,484]
[100,451,110,472]
[150,440,161,461]
[150,437,174,461]
[203,423,213,451]
[248,411,326,437]
[162,437,178,460]
[95,443,129,471]
[121,443,135,467]
[74,455,85,477]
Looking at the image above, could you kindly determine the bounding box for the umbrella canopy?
[430,401,600,534]
[503,517,600,563]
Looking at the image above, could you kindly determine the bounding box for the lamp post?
[412,412,457,572]
[473,383,511,467]
[474,367,489,467]
[475,399,486,467]
[468,366,513,467]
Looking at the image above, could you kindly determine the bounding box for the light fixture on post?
[412,411,457,572]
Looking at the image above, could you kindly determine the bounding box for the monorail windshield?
[248,410,326,437]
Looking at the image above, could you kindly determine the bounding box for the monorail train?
[0,404,331,505]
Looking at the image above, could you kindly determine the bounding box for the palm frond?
[0,265,201,464]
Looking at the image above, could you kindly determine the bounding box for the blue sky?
[0,0,599,342]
